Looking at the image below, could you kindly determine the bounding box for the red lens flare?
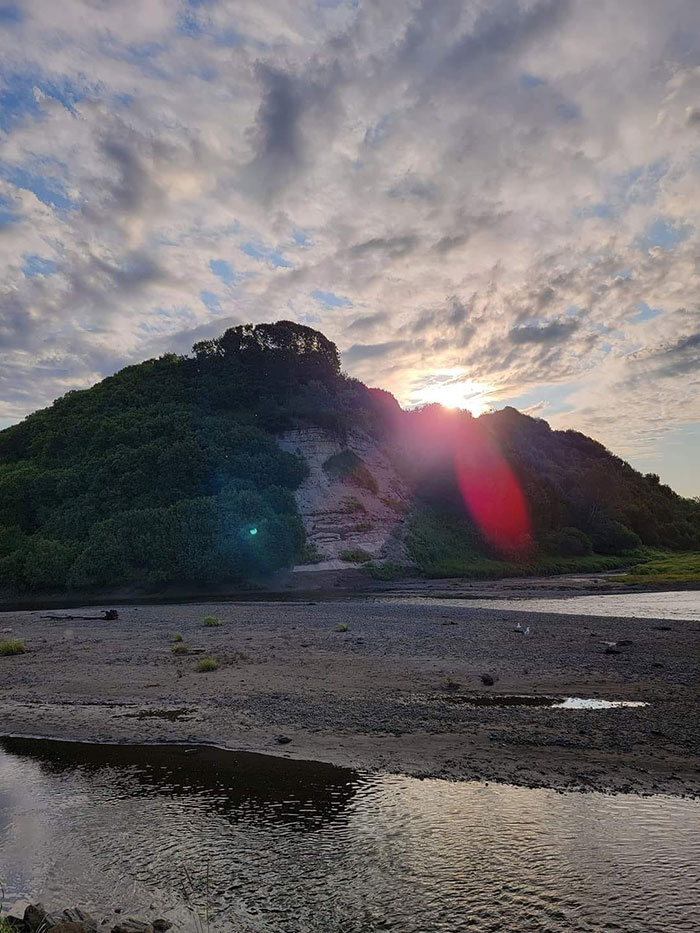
[454,421,532,558]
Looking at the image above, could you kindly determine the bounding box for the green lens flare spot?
[249,527,258,536]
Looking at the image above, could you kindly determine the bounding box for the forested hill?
[0,321,698,592]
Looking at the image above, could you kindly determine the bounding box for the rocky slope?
[277,428,411,572]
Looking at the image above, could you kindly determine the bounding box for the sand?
[1,589,698,796]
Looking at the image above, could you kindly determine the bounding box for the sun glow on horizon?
[412,373,493,417]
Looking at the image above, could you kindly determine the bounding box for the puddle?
[118,708,195,721]
[434,693,648,709]
[554,697,648,709]
[0,736,696,933]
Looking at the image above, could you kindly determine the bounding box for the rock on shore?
[3,904,172,933]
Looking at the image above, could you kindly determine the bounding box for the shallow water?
[383,589,700,620]
[1,738,698,932]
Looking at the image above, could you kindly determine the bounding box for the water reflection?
[1,737,698,932]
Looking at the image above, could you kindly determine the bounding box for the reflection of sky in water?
[1,738,699,932]
[383,590,700,621]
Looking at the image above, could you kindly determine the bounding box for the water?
[382,589,700,621]
[1,738,698,932]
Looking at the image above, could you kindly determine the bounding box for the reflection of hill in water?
[0,736,361,832]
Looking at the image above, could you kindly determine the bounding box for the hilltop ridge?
[0,321,698,593]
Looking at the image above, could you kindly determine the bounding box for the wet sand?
[1,591,698,796]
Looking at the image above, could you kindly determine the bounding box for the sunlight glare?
[417,374,492,416]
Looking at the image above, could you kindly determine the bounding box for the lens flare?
[454,420,532,558]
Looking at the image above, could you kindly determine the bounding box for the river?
[1,737,698,932]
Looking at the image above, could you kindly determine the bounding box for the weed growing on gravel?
[196,657,219,672]
[171,642,190,654]
[202,616,223,627]
[334,622,349,632]
[173,632,184,642]
[0,639,25,656]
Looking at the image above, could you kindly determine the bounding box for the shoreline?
[1,586,699,798]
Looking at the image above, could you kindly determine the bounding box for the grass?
[0,918,16,933]
[334,622,349,632]
[173,632,184,642]
[196,657,219,673]
[171,641,190,654]
[0,639,25,657]
[340,548,373,563]
[610,551,700,585]
[202,615,223,627]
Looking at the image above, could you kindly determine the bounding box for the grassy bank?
[610,551,700,585]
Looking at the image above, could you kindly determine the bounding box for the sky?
[0,0,699,496]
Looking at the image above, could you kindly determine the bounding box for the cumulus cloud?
[0,0,699,487]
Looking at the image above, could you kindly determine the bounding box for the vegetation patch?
[172,632,184,642]
[202,615,223,627]
[0,638,25,656]
[196,657,219,672]
[171,641,190,654]
[334,622,349,632]
[611,551,700,584]
[340,548,372,563]
[323,450,378,493]
[366,561,413,581]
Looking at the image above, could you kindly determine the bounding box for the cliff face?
[277,428,411,571]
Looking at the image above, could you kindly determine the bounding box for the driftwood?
[41,609,119,621]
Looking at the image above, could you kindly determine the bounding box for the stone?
[43,909,97,932]
[24,904,47,932]
[47,924,90,933]
[111,920,154,933]
[480,674,495,686]
[275,734,292,744]
[152,922,172,933]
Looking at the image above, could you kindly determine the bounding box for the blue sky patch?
[0,194,19,226]
[23,254,58,277]
[628,301,661,325]
[209,259,239,285]
[312,290,353,309]
[241,241,291,268]
[0,4,23,25]
[0,71,85,131]
[641,217,693,251]
[0,162,75,210]
[199,290,220,312]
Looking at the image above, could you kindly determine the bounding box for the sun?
[415,373,492,416]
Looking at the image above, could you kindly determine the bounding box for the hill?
[0,321,698,592]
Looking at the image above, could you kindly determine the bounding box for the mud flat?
[1,591,698,796]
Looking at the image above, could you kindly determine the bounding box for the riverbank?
[1,589,698,797]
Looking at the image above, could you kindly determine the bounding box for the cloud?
[0,0,699,487]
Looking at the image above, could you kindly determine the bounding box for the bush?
[196,657,218,672]
[0,638,25,656]
[203,615,223,627]
[544,527,593,557]
[340,548,372,563]
[171,641,190,654]
[173,632,184,642]
[366,561,413,580]
[334,622,349,632]
[590,519,641,555]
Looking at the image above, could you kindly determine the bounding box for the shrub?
[339,496,367,514]
[203,615,223,627]
[544,527,593,557]
[0,638,25,656]
[366,561,412,580]
[196,657,219,672]
[299,541,325,564]
[171,641,190,654]
[354,521,374,533]
[334,622,349,632]
[590,519,641,555]
[323,451,378,493]
[173,632,184,642]
[340,548,372,563]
